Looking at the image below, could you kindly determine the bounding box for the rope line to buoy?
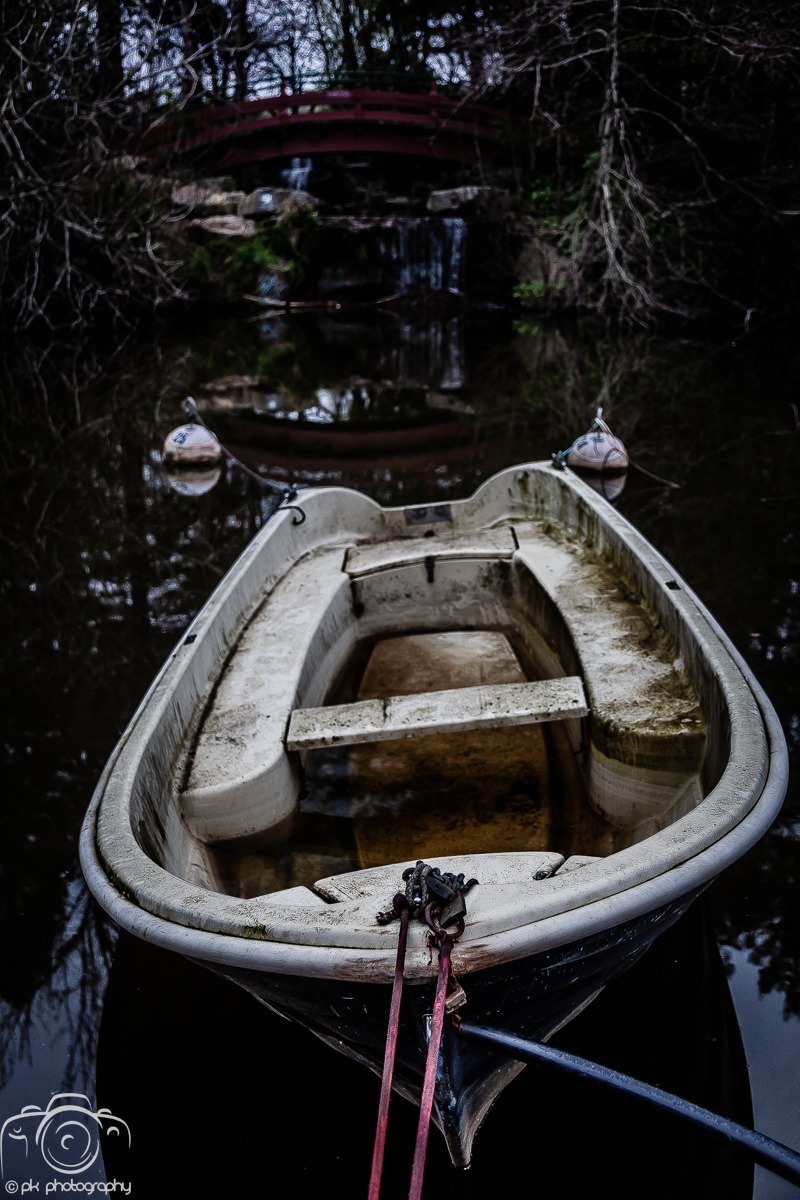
[180,397,274,487]
[592,405,682,488]
[182,397,307,522]
[629,460,682,488]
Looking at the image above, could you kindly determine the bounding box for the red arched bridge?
[128,80,518,170]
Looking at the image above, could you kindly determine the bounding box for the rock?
[187,215,258,239]
[239,187,317,218]
[197,379,289,414]
[427,186,511,215]
[172,183,246,215]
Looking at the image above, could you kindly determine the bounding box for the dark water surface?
[1,310,798,1198]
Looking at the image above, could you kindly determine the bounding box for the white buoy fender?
[162,423,223,465]
[566,429,628,473]
[166,467,222,496]
[579,472,627,501]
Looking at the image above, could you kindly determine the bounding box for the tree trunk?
[232,0,249,99]
[96,0,123,99]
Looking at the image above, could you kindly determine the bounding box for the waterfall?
[375,318,465,390]
[281,157,313,191]
[381,218,467,295]
[443,218,466,293]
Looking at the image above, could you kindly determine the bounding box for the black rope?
[629,459,681,489]
[457,1021,800,1188]
[181,397,306,523]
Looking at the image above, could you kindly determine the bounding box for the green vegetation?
[183,231,278,298]
[180,208,320,305]
[513,279,567,308]
[525,186,567,232]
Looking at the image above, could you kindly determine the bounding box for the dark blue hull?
[205,890,704,1166]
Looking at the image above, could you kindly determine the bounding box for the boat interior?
[166,499,709,901]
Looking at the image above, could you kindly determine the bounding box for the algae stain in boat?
[212,628,618,899]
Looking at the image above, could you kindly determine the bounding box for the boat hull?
[95,897,754,1198]
[205,890,702,1166]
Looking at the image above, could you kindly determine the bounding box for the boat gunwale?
[79,462,789,981]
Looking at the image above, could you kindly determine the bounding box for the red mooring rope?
[368,904,410,1200]
[407,936,454,1200]
[368,862,472,1200]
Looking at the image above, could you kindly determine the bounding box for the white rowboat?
[80,457,788,1166]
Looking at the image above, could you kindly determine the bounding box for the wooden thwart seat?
[286,676,588,752]
[344,527,517,577]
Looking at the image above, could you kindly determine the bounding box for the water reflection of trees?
[0,881,116,1093]
[0,317,797,1082]
[0,337,262,1098]
[714,837,800,1019]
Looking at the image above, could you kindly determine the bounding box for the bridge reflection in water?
[189,329,471,493]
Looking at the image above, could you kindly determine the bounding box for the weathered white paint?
[511,522,707,825]
[555,854,602,874]
[180,545,355,843]
[286,676,588,750]
[344,527,517,576]
[313,851,565,902]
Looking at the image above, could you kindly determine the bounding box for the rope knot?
[377,860,478,935]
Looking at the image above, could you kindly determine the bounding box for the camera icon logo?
[1,1093,130,1177]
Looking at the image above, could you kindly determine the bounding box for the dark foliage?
[3,0,800,331]
[458,0,800,325]
[0,0,190,333]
